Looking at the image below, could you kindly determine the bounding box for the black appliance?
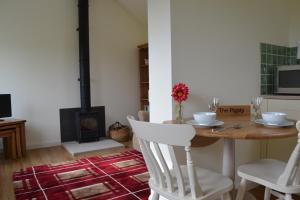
[59,0,106,143]
[0,94,12,119]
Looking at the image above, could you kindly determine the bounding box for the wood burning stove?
[60,107,105,143]
[59,0,106,143]
[76,112,103,143]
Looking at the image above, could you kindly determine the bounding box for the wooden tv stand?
[0,119,26,159]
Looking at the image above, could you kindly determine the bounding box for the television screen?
[0,94,12,118]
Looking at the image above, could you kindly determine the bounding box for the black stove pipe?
[78,0,91,112]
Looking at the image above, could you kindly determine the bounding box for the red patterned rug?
[13,150,150,200]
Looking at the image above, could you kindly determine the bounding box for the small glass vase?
[175,103,184,123]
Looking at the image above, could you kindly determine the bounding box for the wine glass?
[251,96,263,120]
[208,97,220,113]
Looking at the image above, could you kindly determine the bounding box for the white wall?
[117,0,148,29]
[0,0,147,148]
[0,0,79,148]
[288,0,300,46]
[170,0,290,173]
[90,0,147,127]
[171,0,289,114]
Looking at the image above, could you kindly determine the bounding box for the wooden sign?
[217,105,251,117]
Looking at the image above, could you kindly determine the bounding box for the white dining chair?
[236,121,300,200]
[127,116,233,200]
[133,111,150,151]
[138,110,149,122]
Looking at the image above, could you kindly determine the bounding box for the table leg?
[20,123,26,156]
[222,138,256,200]
[222,138,235,180]
[9,133,17,159]
[16,127,22,158]
[223,138,236,198]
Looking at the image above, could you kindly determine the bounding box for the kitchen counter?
[263,95,300,100]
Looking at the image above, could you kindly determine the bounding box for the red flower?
[172,83,189,103]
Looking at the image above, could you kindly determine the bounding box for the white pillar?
[147,0,173,178]
[148,0,173,124]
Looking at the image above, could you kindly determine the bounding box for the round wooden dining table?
[165,116,298,199]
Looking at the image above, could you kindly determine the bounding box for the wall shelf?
[138,43,149,111]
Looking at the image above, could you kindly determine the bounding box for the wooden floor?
[250,186,300,200]
[0,143,299,200]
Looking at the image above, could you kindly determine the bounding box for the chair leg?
[151,191,159,200]
[284,194,292,200]
[236,178,247,200]
[264,187,271,200]
[222,192,231,200]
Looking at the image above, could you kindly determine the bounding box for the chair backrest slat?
[185,146,203,198]
[293,166,300,185]
[168,145,185,197]
[138,138,159,185]
[153,142,174,192]
[127,116,203,199]
[277,121,300,186]
[142,139,166,188]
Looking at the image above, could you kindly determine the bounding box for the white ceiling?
[117,0,147,26]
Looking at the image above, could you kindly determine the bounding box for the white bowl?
[262,112,287,124]
[193,112,216,124]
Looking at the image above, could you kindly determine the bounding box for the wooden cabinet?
[138,43,149,111]
[0,119,26,159]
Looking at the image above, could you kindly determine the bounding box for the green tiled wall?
[260,43,299,95]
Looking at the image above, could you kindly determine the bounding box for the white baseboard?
[27,141,62,150]
[0,141,62,154]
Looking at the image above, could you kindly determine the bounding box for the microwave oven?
[276,65,300,94]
